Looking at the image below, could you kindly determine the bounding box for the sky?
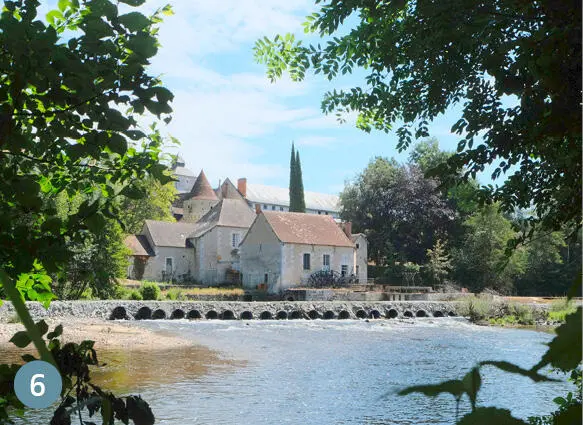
[43,0,500,195]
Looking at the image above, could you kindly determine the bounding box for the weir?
[0,300,460,322]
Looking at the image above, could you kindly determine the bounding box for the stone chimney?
[341,221,352,238]
[255,204,261,214]
[237,178,247,197]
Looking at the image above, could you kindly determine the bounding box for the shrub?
[128,290,143,301]
[164,288,185,301]
[547,298,577,322]
[113,285,128,299]
[140,282,160,300]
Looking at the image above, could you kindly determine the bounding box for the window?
[325,212,328,215]
[165,257,174,275]
[303,253,311,270]
[264,273,269,284]
[356,243,360,249]
[318,211,321,215]
[356,265,359,276]
[341,264,348,276]
[271,205,276,210]
[263,204,268,209]
[280,207,284,211]
[323,254,330,270]
[232,233,241,248]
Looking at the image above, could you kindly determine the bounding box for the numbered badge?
[14,360,62,409]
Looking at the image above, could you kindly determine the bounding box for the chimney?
[238,178,247,197]
[342,221,352,238]
[255,204,261,214]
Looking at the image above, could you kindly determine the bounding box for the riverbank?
[0,317,191,351]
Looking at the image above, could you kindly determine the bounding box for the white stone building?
[240,211,365,294]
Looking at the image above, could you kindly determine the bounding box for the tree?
[119,176,176,234]
[0,0,174,422]
[295,150,306,212]
[408,138,452,175]
[289,143,306,212]
[452,203,526,293]
[340,158,456,265]
[426,239,452,289]
[254,0,582,238]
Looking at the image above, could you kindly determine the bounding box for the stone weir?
[0,300,460,322]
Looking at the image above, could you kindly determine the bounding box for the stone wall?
[0,300,461,322]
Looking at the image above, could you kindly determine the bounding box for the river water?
[11,318,572,424]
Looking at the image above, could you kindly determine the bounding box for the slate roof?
[261,212,354,247]
[244,183,340,213]
[350,233,366,242]
[186,170,218,201]
[143,220,198,247]
[124,234,155,256]
[217,178,245,201]
[190,199,255,238]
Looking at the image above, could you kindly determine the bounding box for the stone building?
[240,211,365,294]
[125,220,197,282]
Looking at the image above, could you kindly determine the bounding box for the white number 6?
[30,373,46,397]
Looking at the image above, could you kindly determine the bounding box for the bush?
[164,288,185,301]
[140,282,160,300]
[128,290,143,301]
[547,298,577,322]
[113,285,128,299]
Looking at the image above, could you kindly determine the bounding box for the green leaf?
[10,331,32,348]
[462,367,481,410]
[35,320,49,337]
[120,185,145,200]
[398,379,464,398]
[101,397,113,425]
[118,12,150,32]
[119,0,146,5]
[533,307,582,372]
[47,324,63,340]
[57,0,70,12]
[46,9,64,26]
[479,361,558,382]
[458,407,528,425]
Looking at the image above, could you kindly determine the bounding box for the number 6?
[30,373,45,397]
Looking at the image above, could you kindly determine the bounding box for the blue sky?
[135,0,489,195]
[39,0,500,195]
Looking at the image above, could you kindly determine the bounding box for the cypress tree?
[289,143,298,211]
[295,150,306,213]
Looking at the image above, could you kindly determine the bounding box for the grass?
[457,295,540,325]
[547,298,577,322]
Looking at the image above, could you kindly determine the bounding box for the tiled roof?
[261,212,354,247]
[143,220,198,247]
[190,199,255,238]
[218,178,245,201]
[244,183,339,212]
[124,234,155,256]
[187,170,218,200]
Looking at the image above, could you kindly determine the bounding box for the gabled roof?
[244,183,340,212]
[143,220,198,248]
[190,199,255,238]
[350,233,367,242]
[218,178,245,201]
[124,235,155,256]
[260,211,354,247]
[186,170,218,201]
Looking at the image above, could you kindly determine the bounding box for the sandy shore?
[0,318,190,351]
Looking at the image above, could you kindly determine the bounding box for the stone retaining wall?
[0,300,461,322]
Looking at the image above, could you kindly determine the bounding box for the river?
[11,318,573,424]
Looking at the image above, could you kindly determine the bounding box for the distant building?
[240,211,366,294]
[235,178,340,218]
[171,155,197,194]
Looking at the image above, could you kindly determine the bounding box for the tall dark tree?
[289,143,306,212]
[295,150,306,212]
[289,142,298,211]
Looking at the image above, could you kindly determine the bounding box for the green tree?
[409,138,452,175]
[254,0,581,238]
[289,143,306,212]
[119,176,176,234]
[453,203,526,293]
[426,239,452,288]
[295,150,306,212]
[0,0,174,422]
[341,158,456,265]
